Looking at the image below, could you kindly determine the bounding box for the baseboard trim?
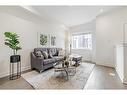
[83,60,96,64]
[96,62,115,68]
[0,66,31,78]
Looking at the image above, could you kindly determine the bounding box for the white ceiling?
[31,6,122,27]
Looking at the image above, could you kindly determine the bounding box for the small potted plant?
[4,32,22,63]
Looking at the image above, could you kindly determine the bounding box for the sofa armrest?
[31,52,44,71]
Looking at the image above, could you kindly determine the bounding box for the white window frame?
[71,33,92,50]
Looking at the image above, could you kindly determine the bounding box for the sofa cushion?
[58,49,65,56]
[34,51,44,59]
[42,51,48,59]
[48,53,53,58]
[43,59,55,65]
[49,48,58,56]
[53,56,64,62]
[34,48,48,54]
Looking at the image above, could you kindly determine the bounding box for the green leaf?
[4,32,22,54]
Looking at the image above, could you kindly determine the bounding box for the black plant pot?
[10,55,20,63]
[10,55,21,80]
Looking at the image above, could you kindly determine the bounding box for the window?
[72,33,92,49]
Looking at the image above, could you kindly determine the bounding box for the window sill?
[72,48,92,50]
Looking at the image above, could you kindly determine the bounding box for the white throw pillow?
[59,49,65,56]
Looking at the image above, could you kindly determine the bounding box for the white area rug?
[22,63,95,89]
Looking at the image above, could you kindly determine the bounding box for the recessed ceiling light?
[100,8,104,13]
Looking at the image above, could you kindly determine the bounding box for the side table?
[69,54,82,67]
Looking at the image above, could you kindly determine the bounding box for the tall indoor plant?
[4,32,22,79]
[4,32,22,55]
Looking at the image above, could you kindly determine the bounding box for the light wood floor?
[85,65,127,89]
[0,64,127,89]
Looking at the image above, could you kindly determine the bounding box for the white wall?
[115,44,127,84]
[115,44,124,82]
[0,9,66,78]
[70,20,96,62]
[96,7,127,67]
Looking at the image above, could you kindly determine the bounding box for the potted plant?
[4,32,22,63]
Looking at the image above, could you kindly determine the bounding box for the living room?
[0,5,127,90]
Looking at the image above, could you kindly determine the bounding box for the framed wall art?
[37,32,50,47]
[50,35,56,47]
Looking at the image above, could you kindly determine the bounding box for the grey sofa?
[31,48,65,73]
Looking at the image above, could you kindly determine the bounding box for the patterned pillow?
[58,49,65,56]
[34,51,44,59]
[48,53,53,58]
[49,48,58,56]
[42,51,48,59]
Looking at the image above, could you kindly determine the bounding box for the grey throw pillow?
[42,51,48,59]
[35,51,44,59]
[48,53,53,58]
[54,50,58,56]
